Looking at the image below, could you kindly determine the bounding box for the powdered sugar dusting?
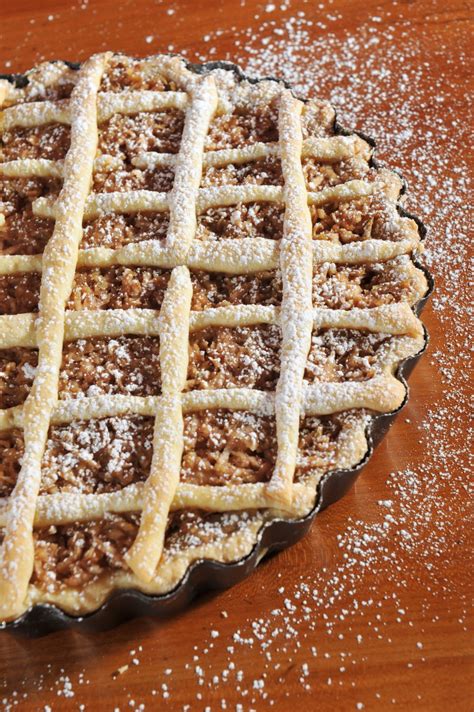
[0,0,470,708]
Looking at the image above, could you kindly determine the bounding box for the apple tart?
[0,53,428,622]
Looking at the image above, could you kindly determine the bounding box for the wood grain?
[0,0,472,710]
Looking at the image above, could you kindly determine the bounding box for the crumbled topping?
[98,110,185,159]
[67,266,169,310]
[201,157,283,187]
[0,347,38,408]
[0,272,41,314]
[197,202,284,241]
[206,103,279,149]
[310,196,401,244]
[81,212,169,249]
[303,155,369,191]
[187,325,281,391]
[312,257,420,310]
[0,428,24,498]
[32,514,140,591]
[59,335,161,398]
[99,58,179,93]
[93,166,174,194]
[181,410,276,485]
[296,411,366,482]
[0,177,59,255]
[0,122,71,161]
[40,416,154,494]
[305,329,391,383]
[191,269,282,310]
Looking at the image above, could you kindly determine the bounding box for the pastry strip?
[0,53,109,618]
[267,91,314,506]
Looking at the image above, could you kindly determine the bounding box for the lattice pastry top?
[0,53,428,621]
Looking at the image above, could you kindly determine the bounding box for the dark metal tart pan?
[0,58,432,636]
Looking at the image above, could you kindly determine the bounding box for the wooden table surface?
[0,0,472,710]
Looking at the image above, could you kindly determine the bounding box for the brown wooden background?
[0,1,472,710]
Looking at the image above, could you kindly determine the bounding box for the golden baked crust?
[0,53,427,620]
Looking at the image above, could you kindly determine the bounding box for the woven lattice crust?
[0,54,429,622]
